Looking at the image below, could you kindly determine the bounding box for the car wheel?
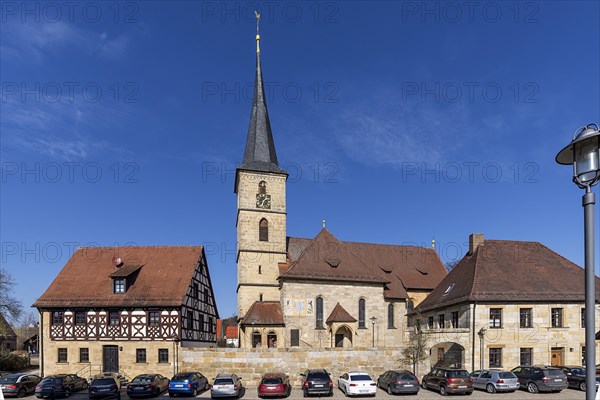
[527,383,538,393]
[421,380,427,390]
[192,388,198,397]
[17,389,26,398]
[204,383,209,391]
[65,389,71,398]
[486,384,496,393]
[387,385,392,395]
[303,390,308,398]
[580,382,586,391]
[83,383,89,390]
[439,385,447,396]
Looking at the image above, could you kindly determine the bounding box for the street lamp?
[478,327,487,370]
[556,123,600,400]
[172,334,180,376]
[370,316,377,347]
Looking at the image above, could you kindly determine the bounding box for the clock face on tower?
[256,193,271,209]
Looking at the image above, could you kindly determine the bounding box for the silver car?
[210,374,243,399]
[470,370,520,393]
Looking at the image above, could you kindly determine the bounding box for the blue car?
[169,372,209,397]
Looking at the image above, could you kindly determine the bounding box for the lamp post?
[370,316,377,347]
[172,334,180,376]
[556,123,600,400]
[478,327,487,370]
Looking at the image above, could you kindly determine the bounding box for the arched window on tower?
[316,297,324,328]
[258,181,267,194]
[259,219,269,242]
[358,299,366,328]
[388,303,395,328]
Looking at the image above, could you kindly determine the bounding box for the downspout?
[39,309,44,377]
[471,302,476,371]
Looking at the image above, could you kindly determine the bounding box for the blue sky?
[1,1,599,320]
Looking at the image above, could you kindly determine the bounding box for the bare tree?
[0,268,23,321]
[400,315,431,377]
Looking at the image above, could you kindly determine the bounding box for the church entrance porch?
[334,326,352,348]
[431,342,465,369]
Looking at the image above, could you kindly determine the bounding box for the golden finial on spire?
[254,10,261,53]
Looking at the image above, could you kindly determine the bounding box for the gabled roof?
[284,232,447,299]
[415,239,600,313]
[240,301,284,326]
[326,303,357,323]
[281,229,388,285]
[109,264,142,278]
[33,246,204,308]
[0,313,17,338]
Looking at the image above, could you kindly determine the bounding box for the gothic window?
[407,299,414,312]
[267,331,277,348]
[252,331,262,348]
[358,299,366,328]
[387,303,395,328]
[259,219,269,242]
[316,297,324,328]
[258,181,267,194]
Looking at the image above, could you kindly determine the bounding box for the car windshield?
[132,377,153,383]
[41,378,61,385]
[545,369,565,377]
[350,375,371,381]
[309,373,329,380]
[93,379,115,385]
[171,374,190,381]
[499,372,517,379]
[214,379,233,385]
[0,377,18,383]
[262,378,282,384]
[447,371,469,378]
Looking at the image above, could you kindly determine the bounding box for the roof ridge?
[342,240,437,251]
[468,247,481,301]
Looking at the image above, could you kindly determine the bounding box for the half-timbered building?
[33,246,218,378]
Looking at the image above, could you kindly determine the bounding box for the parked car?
[89,374,121,399]
[210,374,243,399]
[169,372,209,397]
[555,366,600,391]
[257,373,291,398]
[421,368,474,396]
[338,372,376,397]
[376,370,420,395]
[127,374,169,397]
[300,369,333,397]
[470,370,519,393]
[0,373,41,397]
[35,375,89,398]
[511,366,568,393]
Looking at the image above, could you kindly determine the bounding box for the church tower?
[234,20,287,321]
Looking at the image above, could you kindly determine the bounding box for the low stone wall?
[182,347,427,386]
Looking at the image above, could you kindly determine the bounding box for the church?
[234,26,448,349]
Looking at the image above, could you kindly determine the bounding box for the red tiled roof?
[326,303,357,323]
[416,239,600,313]
[240,301,284,326]
[225,325,239,339]
[33,246,204,308]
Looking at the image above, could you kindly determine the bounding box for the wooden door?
[103,345,119,373]
[551,347,563,366]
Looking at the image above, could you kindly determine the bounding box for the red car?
[257,373,291,398]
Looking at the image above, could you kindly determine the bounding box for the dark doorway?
[103,345,119,373]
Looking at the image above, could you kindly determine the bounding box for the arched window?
[407,299,414,312]
[252,331,262,348]
[358,299,366,328]
[267,331,277,348]
[259,219,268,242]
[316,297,324,328]
[258,181,267,194]
[388,303,395,328]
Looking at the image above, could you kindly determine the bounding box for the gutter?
[39,309,44,377]
[471,302,476,371]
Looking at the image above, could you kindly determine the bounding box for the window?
[267,331,277,348]
[75,311,86,325]
[186,310,193,330]
[109,312,120,326]
[551,308,563,328]
[148,311,160,326]
[204,288,209,303]
[258,265,262,274]
[316,297,324,328]
[136,349,146,363]
[252,332,262,348]
[259,219,269,242]
[199,314,204,332]
[489,308,502,328]
[489,348,502,368]
[451,311,459,328]
[290,329,300,347]
[258,181,267,194]
[158,349,169,363]
[52,311,64,325]
[428,316,434,329]
[358,299,366,328]
[581,308,585,328]
[259,293,263,301]
[79,348,89,363]
[58,348,67,363]
[208,317,214,332]
[520,308,532,328]
[193,283,198,299]
[113,278,126,294]
[438,314,445,329]
[520,348,533,366]
[582,346,586,365]
[406,299,414,312]
[388,303,395,328]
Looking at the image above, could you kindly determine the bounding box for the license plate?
[458,385,467,388]
[404,384,413,387]
[175,384,184,387]
[134,387,143,390]
[554,379,562,382]
[359,390,368,393]
[314,384,323,388]
[98,388,109,392]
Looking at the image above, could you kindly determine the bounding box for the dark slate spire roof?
[238,34,286,176]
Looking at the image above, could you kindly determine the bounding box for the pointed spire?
[238,12,286,176]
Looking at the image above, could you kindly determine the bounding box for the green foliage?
[0,353,29,371]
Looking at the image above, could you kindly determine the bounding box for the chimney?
[469,233,484,255]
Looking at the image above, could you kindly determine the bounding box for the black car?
[376,370,420,395]
[89,374,121,399]
[0,374,41,397]
[127,374,170,397]
[556,366,600,391]
[300,370,333,397]
[511,366,568,393]
[35,375,88,398]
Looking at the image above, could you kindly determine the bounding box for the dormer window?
[113,278,126,294]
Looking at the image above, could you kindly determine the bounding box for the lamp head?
[556,123,600,189]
